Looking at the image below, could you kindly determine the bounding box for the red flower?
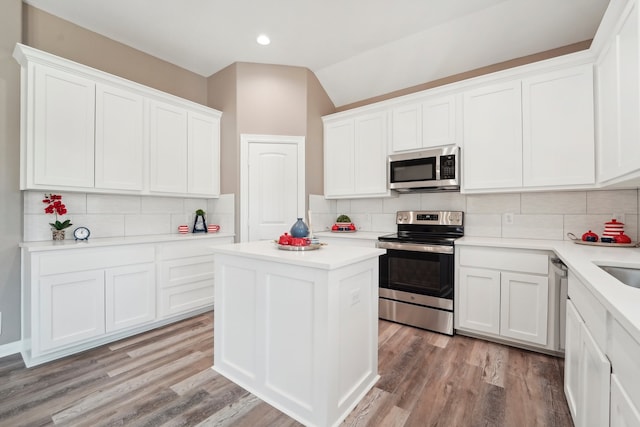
[43,193,72,230]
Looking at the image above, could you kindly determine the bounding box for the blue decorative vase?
[290,218,309,237]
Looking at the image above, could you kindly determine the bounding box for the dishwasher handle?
[550,257,568,278]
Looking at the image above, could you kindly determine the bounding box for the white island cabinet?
[211,241,384,427]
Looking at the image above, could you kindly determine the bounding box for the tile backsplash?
[24,191,235,242]
[309,189,640,241]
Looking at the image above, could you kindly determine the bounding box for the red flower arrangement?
[43,194,72,230]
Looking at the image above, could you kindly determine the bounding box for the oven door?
[379,247,453,300]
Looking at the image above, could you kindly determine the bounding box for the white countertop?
[210,240,385,270]
[20,232,235,252]
[314,230,387,241]
[457,236,640,343]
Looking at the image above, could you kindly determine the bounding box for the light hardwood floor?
[0,312,573,426]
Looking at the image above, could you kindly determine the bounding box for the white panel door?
[248,142,300,241]
[33,64,95,188]
[149,100,188,194]
[457,267,501,335]
[579,321,611,427]
[499,272,548,345]
[463,81,522,190]
[95,83,145,191]
[39,270,105,352]
[522,65,595,187]
[105,263,156,332]
[188,111,220,197]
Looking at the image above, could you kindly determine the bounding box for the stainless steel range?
[376,210,464,335]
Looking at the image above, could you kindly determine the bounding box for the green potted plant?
[193,209,207,233]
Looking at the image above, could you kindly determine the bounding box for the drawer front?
[458,246,549,275]
[567,270,607,349]
[38,245,155,276]
[610,319,640,407]
[159,280,214,318]
[159,255,215,289]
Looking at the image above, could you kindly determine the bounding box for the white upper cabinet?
[390,94,458,153]
[95,83,145,191]
[463,63,595,193]
[522,65,595,187]
[324,110,389,198]
[463,81,523,191]
[149,100,189,194]
[32,64,96,189]
[14,43,222,198]
[597,0,640,185]
[391,103,422,152]
[188,111,221,197]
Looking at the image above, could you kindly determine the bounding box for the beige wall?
[0,0,23,345]
[306,70,335,196]
[23,5,207,104]
[337,40,592,111]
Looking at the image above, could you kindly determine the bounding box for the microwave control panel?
[440,155,456,180]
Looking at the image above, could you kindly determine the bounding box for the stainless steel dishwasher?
[550,257,569,352]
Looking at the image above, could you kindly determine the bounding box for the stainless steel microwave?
[388,146,460,192]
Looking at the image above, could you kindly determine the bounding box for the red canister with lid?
[603,219,624,237]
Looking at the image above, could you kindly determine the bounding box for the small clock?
[73,226,91,241]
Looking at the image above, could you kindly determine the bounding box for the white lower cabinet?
[564,298,611,427]
[39,270,106,353]
[157,237,233,318]
[456,246,553,350]
[611,374,640,427]
[21,237,231,367]
[105,263,156,332]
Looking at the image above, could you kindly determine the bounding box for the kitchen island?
[210,240,384,427]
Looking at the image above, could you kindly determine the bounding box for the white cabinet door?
[422,95,457,148]
[33,64,95,189]
[500,272,549,345]
[324,119,355,197]
[579,320,611,427]
[611,374,640,427]
[522,65,595,187]
[39,270,105,353]
[95,83,145,191]
[354,112,388,196]
[158,255,215,318]
[564,300,582,421]
[597,37,621,183]
[188,111,220,197]
[105,263,156,332]
[463,81,523,190]
[391,103,422,152]
[458,267,501,335]
[149,100,188,194]
[617,1,640,177]
[565,299,611,427]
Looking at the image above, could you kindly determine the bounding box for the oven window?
[391,157,436,182]
[380,250,453,298]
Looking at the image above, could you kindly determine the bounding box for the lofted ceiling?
[24,0,610,107]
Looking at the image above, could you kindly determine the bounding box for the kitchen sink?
[599,265,640,289]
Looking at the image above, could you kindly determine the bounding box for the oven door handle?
[376,241,453,254]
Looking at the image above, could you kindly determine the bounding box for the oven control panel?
[396,210,463,226]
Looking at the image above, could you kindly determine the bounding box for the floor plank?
[0,312,574,427]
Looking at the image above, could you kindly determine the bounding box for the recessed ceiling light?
[256,34,271,46]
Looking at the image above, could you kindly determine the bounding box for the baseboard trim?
[0,340,22,359]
